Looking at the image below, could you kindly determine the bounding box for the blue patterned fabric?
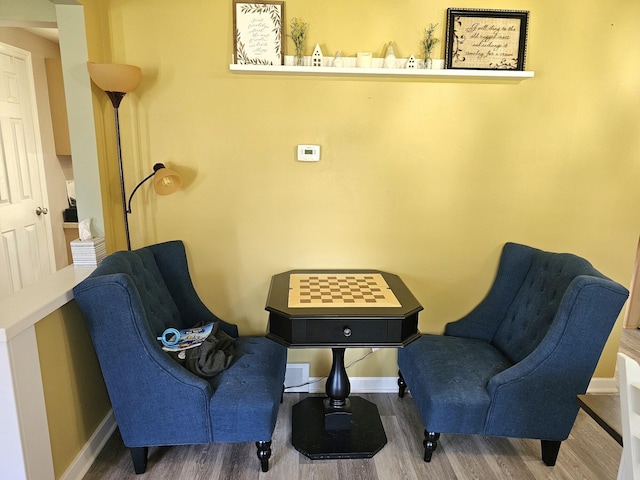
[73,241,286,449]
[398,242,629,442]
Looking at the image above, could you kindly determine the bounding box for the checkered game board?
[288,273,401,308]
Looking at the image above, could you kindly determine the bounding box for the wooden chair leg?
[541,440,561,466]
[398,370,407,398]
[130,446,148,474]
[256,441,272,472]
[423,431,440,462]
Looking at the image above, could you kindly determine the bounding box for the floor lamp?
[88,63,183,250]
[88,62,141,249]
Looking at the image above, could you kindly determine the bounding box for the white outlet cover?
[285,363,310,392]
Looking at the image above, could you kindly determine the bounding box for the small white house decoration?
[406,55,417,69]
[312,44,323,67]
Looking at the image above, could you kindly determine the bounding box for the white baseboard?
[60,410,116,480]
[587,376,617,393]
[304,376,618,395]
[308,376,399,394]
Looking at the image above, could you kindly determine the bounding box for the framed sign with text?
[445,8,529,70]
[233,1,284,65]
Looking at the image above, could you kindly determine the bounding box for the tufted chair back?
[93,248,184,335]
[491,250,600,364]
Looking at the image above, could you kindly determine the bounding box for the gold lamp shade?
[153,165,183,195]
[87,62,142,93]
[126,163,182,215]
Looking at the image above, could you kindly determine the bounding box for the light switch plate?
[297,144,320,162]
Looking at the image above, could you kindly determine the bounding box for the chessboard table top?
[287,272,402,308]
[265,269,422,318]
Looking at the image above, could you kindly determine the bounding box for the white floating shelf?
[229,55,534,81]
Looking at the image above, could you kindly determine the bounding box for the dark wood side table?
[266,270,422,460]
[577,394,622,446]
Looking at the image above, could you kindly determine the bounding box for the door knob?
[35,207,48,216]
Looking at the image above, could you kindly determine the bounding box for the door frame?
[624,236,640,328]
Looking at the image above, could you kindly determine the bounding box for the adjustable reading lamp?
[126,163,182,217]
[88,63,183,250]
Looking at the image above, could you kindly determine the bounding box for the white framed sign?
[233,1,284,65]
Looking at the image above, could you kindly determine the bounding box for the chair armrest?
[74,276,217,445]
[484,277,628,439]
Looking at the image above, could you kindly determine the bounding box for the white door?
[0,42,54,298]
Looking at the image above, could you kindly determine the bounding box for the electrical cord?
[284,349,376,391]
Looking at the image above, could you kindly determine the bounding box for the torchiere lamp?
[88,62,141,250]
[88,63,182,250]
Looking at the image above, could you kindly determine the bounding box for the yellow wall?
[35,301,110,479]
[83,0,640,378]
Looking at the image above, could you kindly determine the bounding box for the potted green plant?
[422,23,440,69]
[288,17,309,66]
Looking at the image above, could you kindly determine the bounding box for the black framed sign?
[445,8,529,70]
[233,1,284,65]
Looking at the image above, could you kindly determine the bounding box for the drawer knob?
[343,327,352,337]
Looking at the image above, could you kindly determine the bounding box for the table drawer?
[267,312,420,347]
[305,319,388,344]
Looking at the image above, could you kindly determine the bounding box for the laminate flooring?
[83,329,640,480]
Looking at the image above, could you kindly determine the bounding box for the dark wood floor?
[83,329,640,479]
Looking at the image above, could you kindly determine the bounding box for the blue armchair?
[73,240,287,473]
[397,242,628,465]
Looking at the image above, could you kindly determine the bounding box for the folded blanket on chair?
[168,322,235,378]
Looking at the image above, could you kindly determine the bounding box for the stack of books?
[70,237,106,266]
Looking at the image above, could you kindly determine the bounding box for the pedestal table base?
[292,396,387,459]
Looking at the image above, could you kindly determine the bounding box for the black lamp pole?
[126,163,166,214]
[105,91,132,250]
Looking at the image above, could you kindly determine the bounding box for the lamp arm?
[126,171,155,214]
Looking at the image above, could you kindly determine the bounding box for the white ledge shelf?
[229,56,534,80]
